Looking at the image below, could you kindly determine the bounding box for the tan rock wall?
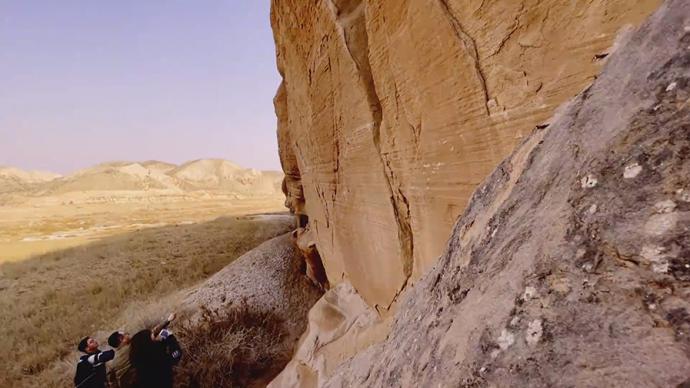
[272,0,661,308]
[313,2,690,383]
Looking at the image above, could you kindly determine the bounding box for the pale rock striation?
[272,0,662,310]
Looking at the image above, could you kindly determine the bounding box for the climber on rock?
[107,312,178,388]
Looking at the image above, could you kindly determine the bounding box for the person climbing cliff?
[107,313,178,388]
[128,313,183,388]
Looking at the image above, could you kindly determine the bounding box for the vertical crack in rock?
[329,140,339,245]
[275,79,307,217]
[392,80,422,154]
[325,0,415,299]
[327,54,338,247]
[487,2,525,58]
[316,185,331,228]
[438,0,490,115]
[334,123,340,198]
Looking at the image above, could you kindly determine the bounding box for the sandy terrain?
[0,159,286,263]
[0,195,286,263]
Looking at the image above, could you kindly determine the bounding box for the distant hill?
[0,167,61,194]
[47,161,182,193]
[170,159,282,193]
[1,160,283,197]
[140,160,178,173]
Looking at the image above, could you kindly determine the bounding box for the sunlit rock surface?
[323,2,690,386]
[272,0,660,308]
[271,0,690,386]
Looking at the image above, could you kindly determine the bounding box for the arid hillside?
[0,215,300,387]
[2,158,282,200]
[0,150,308,388]
[0,166,61,194]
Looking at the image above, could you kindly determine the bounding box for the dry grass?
[173,304,289,388]
[0,214,294,387]
[0,195,286,263]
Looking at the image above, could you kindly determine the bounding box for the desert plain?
[0,159,286,263]
[0,159,293,386]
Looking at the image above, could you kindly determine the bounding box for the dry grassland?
[0,208,293,387]
[0,195,286,263]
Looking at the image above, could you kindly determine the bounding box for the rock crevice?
[437,0,491,115]
[327,0,416,297]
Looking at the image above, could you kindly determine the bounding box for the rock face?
[312,1,690,386]
[272,0,662,309]
[268,282,391,388]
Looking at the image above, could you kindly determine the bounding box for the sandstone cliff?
[271,0,690,386]
[272,0,661,309]
[321,2,690,385]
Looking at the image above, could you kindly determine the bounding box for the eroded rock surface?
[314,2,690,386]
[272,0,661,308]
[181,234,323,385]
[184,233,322,337]
[268,282,391,388]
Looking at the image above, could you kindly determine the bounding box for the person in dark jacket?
[106,331,134,388]
[129,318,182,388]
[107,313,177,388]
[74,336,115,388]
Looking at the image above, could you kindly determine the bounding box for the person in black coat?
[129,322,182,388]
[74,336,115,388]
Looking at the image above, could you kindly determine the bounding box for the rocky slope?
[272,0,662,309]
[271,0,690,386]
[184,232,322,338]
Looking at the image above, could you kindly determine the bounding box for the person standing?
[74,336,115,388]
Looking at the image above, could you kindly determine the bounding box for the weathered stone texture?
[272,0,661,308]
[321,1,690,385]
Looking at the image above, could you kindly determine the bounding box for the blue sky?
[0,0,282,173]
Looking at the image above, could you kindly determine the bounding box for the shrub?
[173,303,289,388]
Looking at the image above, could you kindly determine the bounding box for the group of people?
[74,313,182,388]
